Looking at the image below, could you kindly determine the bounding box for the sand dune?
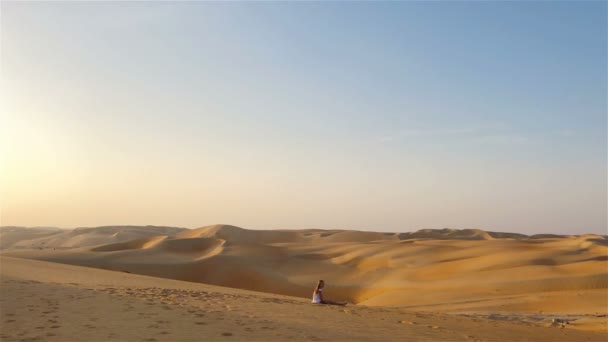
[2,224,607,335]
[0,225,186,250]
[4,256,606,341]
[0,226,63,249]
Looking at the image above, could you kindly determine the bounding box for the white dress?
[311,288,322,304]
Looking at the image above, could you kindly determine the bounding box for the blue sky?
[1,1,606,234]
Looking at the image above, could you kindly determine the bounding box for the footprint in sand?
[195,322,206,325]
[221,332,233,336]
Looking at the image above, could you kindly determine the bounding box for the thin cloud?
[470,135,530,145]
[376,123,526,144]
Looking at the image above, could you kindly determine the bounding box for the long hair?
[315,279,324,292]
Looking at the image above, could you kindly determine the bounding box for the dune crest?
[90,236,168,252]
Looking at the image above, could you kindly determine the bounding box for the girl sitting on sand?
[311,280,346,306]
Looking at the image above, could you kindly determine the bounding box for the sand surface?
[2,256,606,341]
[1,225,607,340]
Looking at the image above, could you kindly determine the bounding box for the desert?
[1,225,606,341]
[3,1,606,341]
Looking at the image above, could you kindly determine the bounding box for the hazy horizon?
[0,223,606,237]
[1,1,606,235]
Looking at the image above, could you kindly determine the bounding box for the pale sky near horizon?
[1,1,606,235]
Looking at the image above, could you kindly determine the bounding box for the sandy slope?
[0,226,186,250]
[2,225,607,335]
[2,256,606,341]
[0,227,63,249]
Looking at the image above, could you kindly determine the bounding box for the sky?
[1,1,606,235]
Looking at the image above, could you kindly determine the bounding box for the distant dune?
[2,224,607,333]
[0,226,64,249]
[0,225,186,250]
